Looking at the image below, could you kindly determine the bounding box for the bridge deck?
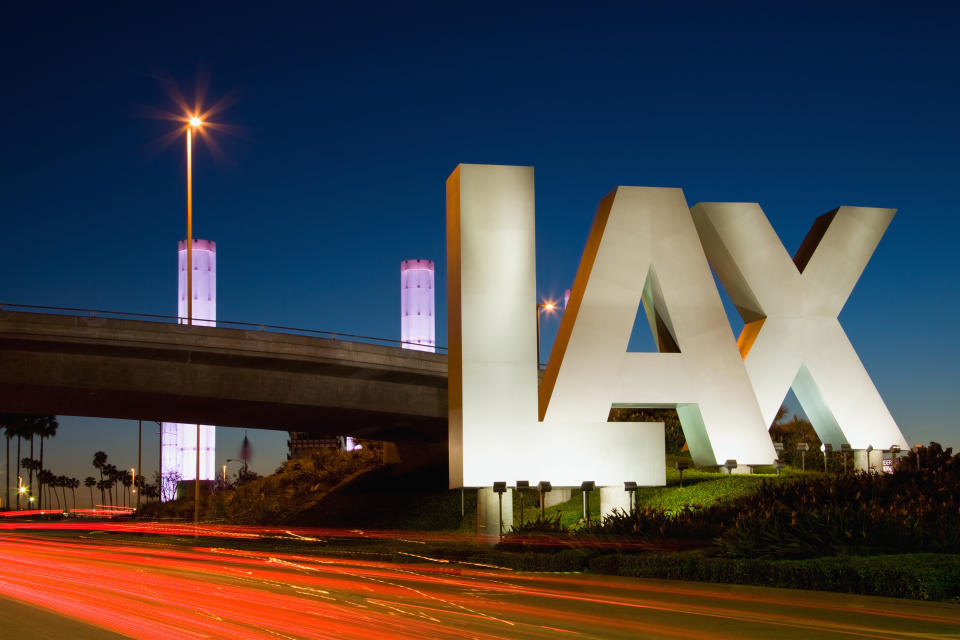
[0,311,448,440]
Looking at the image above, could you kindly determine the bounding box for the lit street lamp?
[516,480,529,524]
[492,482,507,539]
[537,481,552,517]
[840,443,852,473]
[580,481,595,528]
[536,300,557,367]
[822,443,833,473]
[796,442,810,471]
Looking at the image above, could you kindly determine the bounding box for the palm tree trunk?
[5,437,9,511]
[28,435,34,501]
[71,487,77,511]
[51,485,60,510]
[38,437,44,510]
[60,485,68,510]
[88,486,93,508]
[98,470,104,506]
[16,437,20,510]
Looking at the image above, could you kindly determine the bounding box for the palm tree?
[20,458,40,504]
[143,483,159,502]
[70,478,79,511]
[15,424,22,509]
[92,451,107,505]
[84,477,96,508]
[0,415,21,510]
[0,415,57,509]
[35,416,58,509]
[3,427,10,510]
[26,428,36,502]
[56,476,69,511]
[37,469,55,509]
[120,471,132,507]
[103,464,118,505]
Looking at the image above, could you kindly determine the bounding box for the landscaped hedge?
[589,552,960,601]
[527,443,960,559]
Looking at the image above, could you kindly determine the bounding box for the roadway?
[0,528,957,639]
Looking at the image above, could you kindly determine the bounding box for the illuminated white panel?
[160,238,217,500]
[174,423,216,481]
[178,238,216,326]
[401,259,435,352]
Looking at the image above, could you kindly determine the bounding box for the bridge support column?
[599,486,632,518]
[477,487,513,538]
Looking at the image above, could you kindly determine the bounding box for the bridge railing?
[0,302,447,354]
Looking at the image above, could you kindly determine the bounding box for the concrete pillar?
[543,487,572,509]
[730,464,753,475]
[477,487,513,537]
[600,486,632,518]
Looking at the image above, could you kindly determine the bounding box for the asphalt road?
[0,532,957,640]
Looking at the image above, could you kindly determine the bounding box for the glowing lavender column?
[401,259,435,352]
[160,239,216,501]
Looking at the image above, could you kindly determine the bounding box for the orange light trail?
[0,530,955,639]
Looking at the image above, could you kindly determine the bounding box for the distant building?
[160,239,217,501]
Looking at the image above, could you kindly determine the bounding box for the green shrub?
[149,445,389,525]
[716,444,960,557]
[594,553,960,601]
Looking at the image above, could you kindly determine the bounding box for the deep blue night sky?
[2,3,957,495]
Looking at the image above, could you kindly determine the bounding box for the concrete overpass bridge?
[0,307,448,442]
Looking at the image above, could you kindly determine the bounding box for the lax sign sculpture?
[447,164,907,491]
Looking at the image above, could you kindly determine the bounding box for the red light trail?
[0,526,955,639]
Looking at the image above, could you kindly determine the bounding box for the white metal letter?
[447,165,665,488]
[690,203,907,450]
[540,187,775,467]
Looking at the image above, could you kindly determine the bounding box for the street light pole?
[136,420,142,512]
[186,116,203,525]
[186,126,193,328]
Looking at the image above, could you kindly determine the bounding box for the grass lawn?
[513,455,824,528]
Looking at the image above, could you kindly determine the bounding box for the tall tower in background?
[160,239,217,500]
[400,259,435,352]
